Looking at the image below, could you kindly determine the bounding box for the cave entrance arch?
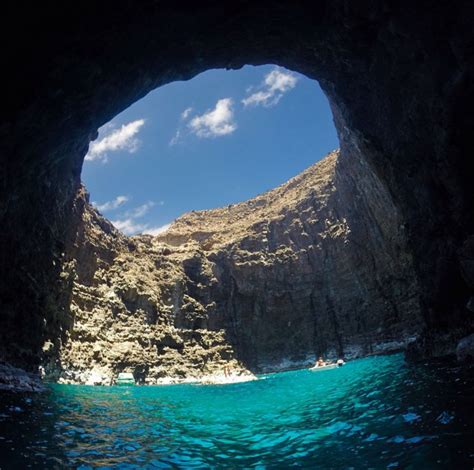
[2,1,473,368]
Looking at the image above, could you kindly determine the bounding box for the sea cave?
[0,1,473,467]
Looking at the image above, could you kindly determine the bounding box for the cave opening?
[81,65,339,237]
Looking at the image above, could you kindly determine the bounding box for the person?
[315,356,326,367]
[224,365,231,377]
[337,358,345,367]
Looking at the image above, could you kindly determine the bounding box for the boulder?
[456,334,474,362]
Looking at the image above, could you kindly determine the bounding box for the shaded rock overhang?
[0,0,473,367]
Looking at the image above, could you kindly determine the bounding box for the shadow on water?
[0,354,473,468]
[0,388,67,468]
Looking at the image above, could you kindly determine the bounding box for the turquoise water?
[0,354,473,468]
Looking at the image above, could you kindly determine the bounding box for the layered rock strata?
[51,150,425,384]
[2,1,473,373]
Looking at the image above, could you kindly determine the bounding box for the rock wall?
[1,1,473,372]
[53,151,425,384]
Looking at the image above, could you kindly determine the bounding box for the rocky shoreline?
[3,331,474,392]
[50,333,474,387]
[0,364,45,393]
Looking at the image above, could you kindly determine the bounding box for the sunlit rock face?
[53,151,424,382]
[1,1,473,371]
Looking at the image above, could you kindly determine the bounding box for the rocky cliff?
[50,150,425,385]
[2,2,473,377]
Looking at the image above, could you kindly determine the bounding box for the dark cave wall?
[1,0,473,367]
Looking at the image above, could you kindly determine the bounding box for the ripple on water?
[0,354,473,468]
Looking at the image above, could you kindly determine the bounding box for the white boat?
[116,372,135,385]
[309,364,338,372]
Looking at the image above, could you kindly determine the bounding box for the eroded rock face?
[1,2,473,370]
[456,334,474,362]
[52,151,426,383]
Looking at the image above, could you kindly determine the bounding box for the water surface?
[0,354,473,468]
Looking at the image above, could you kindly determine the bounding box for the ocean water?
[0,354,473,469]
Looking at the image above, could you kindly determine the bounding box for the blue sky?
[82,65,339,235]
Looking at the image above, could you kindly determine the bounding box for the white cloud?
[188,98,237,138]
[110,200,166,235]
[85,119,145,163]
[125,201,155,218]
[242,69,298,108]
[169,108,194,146]
[181,107,193,120]
[143,223,171,236]
[111,218,148,236]
[93,195,129,212]
[169,129,181,147]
